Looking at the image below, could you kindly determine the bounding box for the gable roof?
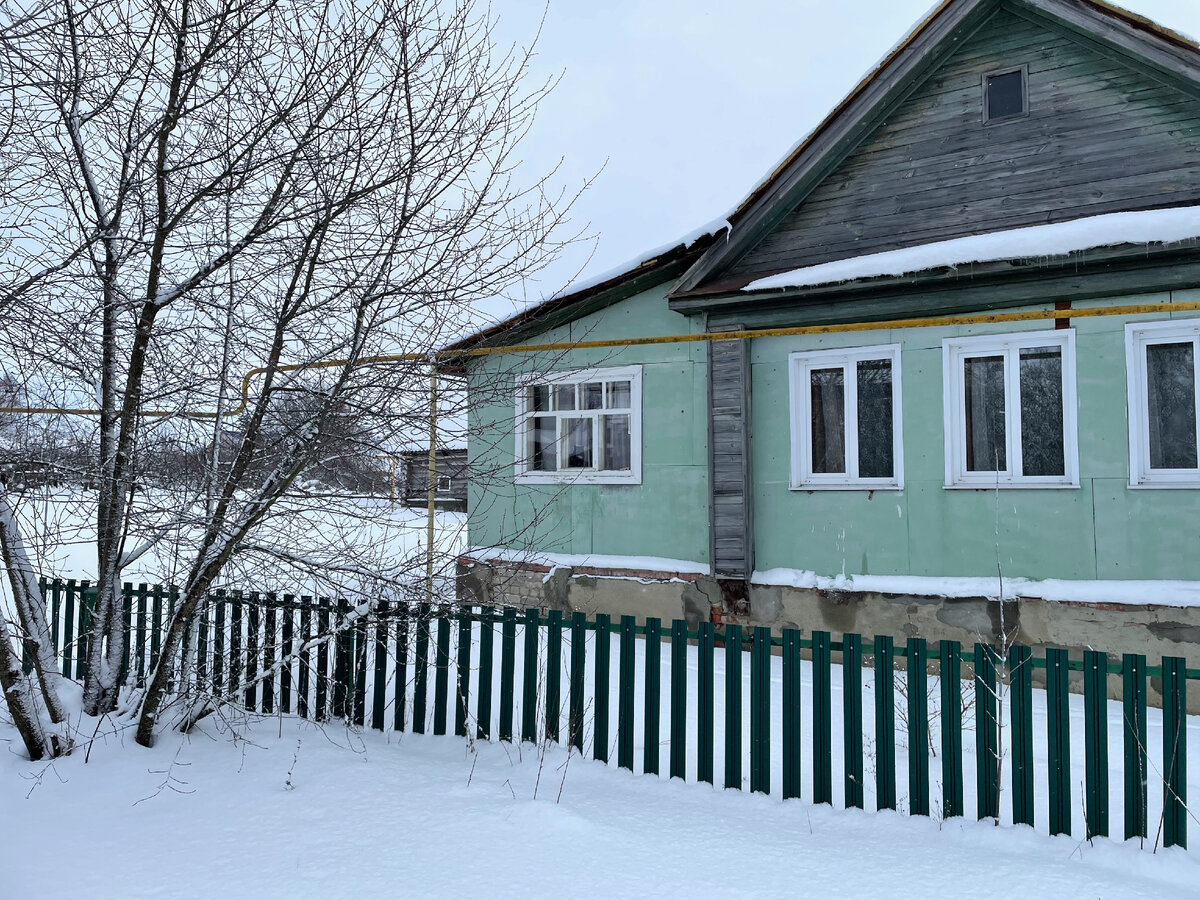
[668,0,1200,300]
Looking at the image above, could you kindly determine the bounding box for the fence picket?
[213,590,226,696]
[414,604,432,734]
[1010,645,1035,828]
[618,615,636,771]
[298,597,313,721]
[751,626,771,796]
[372,601,388,731]
[332,598,348,720]
[544,610,562,744]
[1046,648,1071,836]
[476,607,493,740]
[594,613,611,763]
[455,608,473,739]
[697,621,714,785]
[231,592,245,700]
[498,606,516,743]
[907,638,929,817]
[813,631,832,805]
[670,619,688,781]
[281,595,295,716]
[940,640,963,819]
[568,612,585,753]
[352,608,367,728]
[842,632,862,809]
[782,628,802,801]
[874,635,896,811]
[1163,656,1188,850]
[264,595,278,717]
[522,609,540,745]
[644,617,662,777]
[724,623,743,791]
[62,579,76,678]
[1083,649,1109,839]
[975,643,999,821]
[434,612,451,736]
[135,583,148,687]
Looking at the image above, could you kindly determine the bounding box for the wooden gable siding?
[708,338,753,578]
[724,7,1200,283]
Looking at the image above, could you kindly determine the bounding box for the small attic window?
[983,67,1027,123]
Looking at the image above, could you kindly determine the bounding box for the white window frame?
[942,329,1078,488]
[513,365,642,485]
[788,344,904,490]
[1126,319,1200,488]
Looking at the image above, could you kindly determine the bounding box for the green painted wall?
[465,280,710,562]
[751,291,1200,581]
[468,284,1200,582]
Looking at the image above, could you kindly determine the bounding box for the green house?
[448,0,1200,670]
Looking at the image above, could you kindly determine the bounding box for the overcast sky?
[482,0,1200,321]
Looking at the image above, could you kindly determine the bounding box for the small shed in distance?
[399,448,468,511]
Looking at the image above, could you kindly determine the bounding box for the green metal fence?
[20,580,1196,850]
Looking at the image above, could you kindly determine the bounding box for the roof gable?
[671,0,1200,299]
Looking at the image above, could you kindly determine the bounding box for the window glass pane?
[554,384,576,411]
[530,385,550,412]
[607,381,632,409]
[1147,341,1198,469]
[1019,346,1065,476]
[964,355,1006,471]
[563,418,593,468]
[986,70,1024,119]
[531,416,557,471]
[582,382,603,410]
[810,367,845,474]
[856,358,893,479]
[603,414,631,471]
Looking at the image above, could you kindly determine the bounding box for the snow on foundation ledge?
[463,550,1200,607]
[754,569,1200,608]
[745,206,1200,291]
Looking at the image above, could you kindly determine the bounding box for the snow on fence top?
[745,206,1200,292]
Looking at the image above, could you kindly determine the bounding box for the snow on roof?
[744,205,1200,292]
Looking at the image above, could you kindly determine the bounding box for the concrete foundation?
[457,554,1200,711]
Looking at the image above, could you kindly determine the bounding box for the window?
[436,474,453,492]
[1126,320,1200,487]
[514,365,641,484]
[943,329,1077,487]
[983,66,1027,122]
[789,345,903,489]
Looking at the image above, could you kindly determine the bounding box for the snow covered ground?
[2,713,1197,899]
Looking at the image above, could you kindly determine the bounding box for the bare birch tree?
[0,0,576,758]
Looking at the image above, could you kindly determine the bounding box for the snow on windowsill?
[753,568,1200,608]
[744,206,1200,292]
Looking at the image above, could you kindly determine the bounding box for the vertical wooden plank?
[1046,647,1071,836]
[842,632,863,809]
[434,612,451,736]
[669,620,688,780]
[230,591,244,699]
[62,579,76,678]
[697,620,714,785]
[413,603,431,735]
[874,635,896,811]
[281,595,295,716]
[298,597,313,720]
[1162,656,1187,849]
[812,630,832,805]
[455,607,473,738]
[594,613,611,763]
[782,628,803,800]
[1083,650,1109,839]
[644,617,662,776]
[940,640,963,820]
[618,615,636,771]
[264,594,277,716]
[373,602,389,730]
[135,583,148,687]
[543,610,562,743]
[907,637,929,817]
[1009,645,1035,828]
[475,606,493,740]
[724,623,743,790]
[568,612,585,752]
[498,606,516,743]
[975,643,999,821]
[352,607,367,728]
[521,608,540,745]
[212,590,226,696]
[150,584,163,678]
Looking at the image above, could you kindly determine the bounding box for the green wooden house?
[447,0,1200,667]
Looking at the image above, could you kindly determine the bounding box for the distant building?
[400,448,467,511]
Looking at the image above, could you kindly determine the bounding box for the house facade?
[449,0,1200,678]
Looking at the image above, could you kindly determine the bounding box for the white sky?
[484,0,1200,321]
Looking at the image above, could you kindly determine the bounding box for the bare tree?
[0,0,578,758]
